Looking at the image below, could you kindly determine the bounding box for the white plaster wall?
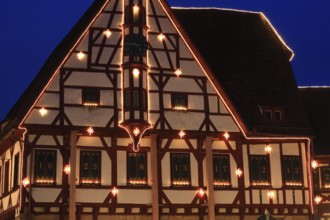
[242,145,250,187]
[212,141,236,150]
[282,143,299,155]
[25,109,58,124]
[117,151,127,186]
[178,39,194,59]
[164,78,200,93]
[214,191,238,204]
[180,60,205,76]
[209,96,219,113]
[64,88,81,104]
[64,72,113,87]
[190,153,198,186]
[65,107,113,127]
[189,95,204,110]
[46,72,60,92]
[162,153,171,187]
[169,139,197,150]
[102,151,112,185]
[117,138,131,147]
[252,190,260,204]
[269,144,282,188]
[286,190,294,204]
[36,135,58,146]
[64,52,88,69]
[32,188,61,202]
[210,115,239,132]
[11,190,19,207]
[77,136,103,147]
[165,112,204,130]
[230,155,238,187]
[117,189,151,204]
[36,93,59,108]
[149,94,159,111]
[56,149,63,185]
[76,189,109,203]
[164,190,196,204]
[300,143,308,187]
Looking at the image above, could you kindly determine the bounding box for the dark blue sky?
[1,0,329,121]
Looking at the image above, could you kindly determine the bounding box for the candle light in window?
[314,196,322,204]
[265,144,272,154]
[158,33,165,41]
[175,68,182,77]
[311,160,318,169]
[64,165,71,174]
[133,5,140,22]
[22,178,30,187]
[39,107,48,117]
[87,126,94,136]
[77,51,85,60]
[198,188,206,197]
[132,68,140,78]
[103,29,112,38]
[223,132,230,140]
[111,187,119,196]
[178,129,186,139]
[235,168,243,177]
[133,127,140,136]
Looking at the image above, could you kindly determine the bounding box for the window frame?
[170,153,191,187]
[321,167,330,188]
[282,156,303,186]
[82,87,100,107]
[249,155,271,186]
[127,152,147,186]
[171,93,188,110]
[80,150,101,185]
[34,149,57,185]
[213,154,231,187]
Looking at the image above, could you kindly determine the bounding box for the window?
[4,161,9,194]
[321,167,330,188]
[80,151,101,185]
[82,88,100,107]
[282,156,302,186]
[13,154,19,188]
[249,155,270,186]
[265,110,272,120]
[172,93,188,110]
[171,153,190,186]
[213,154,231,187]
[274,111,282,120]
[124,5,146,25]
[127,152,147,185]
[262,106,284,121]
[35,150,56,185]
[124,89,146,109]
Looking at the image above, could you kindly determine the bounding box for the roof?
[172,8,312,135]
[299,87,330,155]
[1,2,312,137]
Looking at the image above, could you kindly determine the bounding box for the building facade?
[0,0,318,219]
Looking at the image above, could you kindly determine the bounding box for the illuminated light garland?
[64,165,71,174]
[35,179,54,184]
[172,181,190,186]
[87,126,94,136]
[174,106,187,111]
[175,68,182,77]
[178,129,186,139]
[214,181,231,186]
[39,107,48,117]
[22,178,30,187]
[223,132,230,140]
[129,180,147,185]
[83,102,98,107]
[324,184,330,188]
[265,144,272,154]
[104,29,112,38]
[285,182,302,186]
[77,51,85,60]
[81,180,99,184]
[252,182,270,186]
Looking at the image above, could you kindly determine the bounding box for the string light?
[265,144,272,154]
[111,187,119,196]
[198,188,206,197]
[312,160,318,169]
[235,168,243,177]
[314,196,322,204]
[133,128,140,137]
[267,190,275,200]
[158,33,165,41]
[87,126,94,136]
[132,68,140,78]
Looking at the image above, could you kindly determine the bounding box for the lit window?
[171,153,190,186]
[321,167,330,188]
[172,93,188,110]
[35,150,57,185]
[283,156,302,186]
[80,151,101,185]
[82,88,100,107]
[128,152,147,185]
[213,154,231,187]
[250,155,270,186]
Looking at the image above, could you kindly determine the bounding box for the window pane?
[80,151,101,184]
[35,150,56,184]
[250,155,270,186]
[213,154,231,186]
[82,88,100,106]
[128,152,147,185]
[283,156,302,186]
[171,153,190,186]
[321,167,330,188]
[172,93,188,109]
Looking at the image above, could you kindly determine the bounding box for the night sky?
[1,0,329,121]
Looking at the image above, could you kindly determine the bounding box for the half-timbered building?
[0,0,316,219]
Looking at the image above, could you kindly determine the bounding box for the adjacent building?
[0,0,321,219]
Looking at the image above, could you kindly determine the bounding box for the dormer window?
[261,106,284,121]
[265,110,272,120]
[82,88,100,107]
[274,111,282,120]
